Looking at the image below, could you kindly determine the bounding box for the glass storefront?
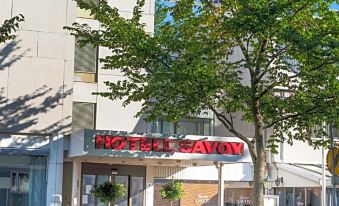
[0,155,47,206]
[225,188,251,206]
[153,180,331,206]
[278,187,321,206]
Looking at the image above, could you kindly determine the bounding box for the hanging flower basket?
[160,180,184,206]
[91,181,126,203]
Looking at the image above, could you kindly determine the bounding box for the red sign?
[95,135,244,155]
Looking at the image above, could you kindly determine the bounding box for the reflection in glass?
[286,188,293,206]
[97,175,109,206]
[131,177,144,206]
[306,188,320,206]
[115,176,129,206]
[0,155,47,206]
[11,173,17,191]
[18,173,29,192]
[82,175,96,206]
[295,188,305,206]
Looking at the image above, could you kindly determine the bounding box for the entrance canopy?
[67,129,251,163]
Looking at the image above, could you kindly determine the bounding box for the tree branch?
[264,106,318,129]
[208,106,257,160]
[288,60,337,79]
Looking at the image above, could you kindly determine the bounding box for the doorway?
[80,163,145,206]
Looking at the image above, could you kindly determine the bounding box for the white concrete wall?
[278,140,324,164]
[152,163,253,182]
[73,0,154,133]
[0,0,75,135]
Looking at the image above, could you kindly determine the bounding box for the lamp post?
[263,176,273,195]
[330,122,337,206]
[322,122,327,206]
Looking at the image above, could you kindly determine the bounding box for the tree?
[65,0,339,205]
[0,14,24,43]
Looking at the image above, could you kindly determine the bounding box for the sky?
[330,3,339,10]
[160,1,339,10]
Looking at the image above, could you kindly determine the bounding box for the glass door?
[114,176,129,206]
[97,175,109,206]
[131,177,144,206]
[82,175,96,206]
[81,174,145,206]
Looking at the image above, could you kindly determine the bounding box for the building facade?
[0,1,337,206]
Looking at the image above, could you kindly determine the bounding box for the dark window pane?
[278,188,286,206]
[286,188,294,206]
[115,176,129,206]
[162,121,174,134]
[0,156,46,206]
[333,127,339,139]
[306,188,320,206]
[131,177,144,206]
[177,120,197,135]
[72,102,95,132]
[82,175,95,206]
[295,188,305,206]
[74,41,97,73]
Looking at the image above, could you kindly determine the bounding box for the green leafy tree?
[160,180,184,206]
[65,0,339,205]
[0,14,24,43]
[90,181,126,204]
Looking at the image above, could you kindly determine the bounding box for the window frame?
[72,102,97,132]
[10,171,29,194]
[147,118,213,136]
[74,40,99,83]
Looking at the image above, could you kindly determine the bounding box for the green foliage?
[64,0,338,154]
[90,181,126,203]
[159,180,184,202]
[0,14,24,43]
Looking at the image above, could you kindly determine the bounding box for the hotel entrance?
[64,129,251,206]
[80,163,145,206]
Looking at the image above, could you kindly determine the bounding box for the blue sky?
[160,1,339,10]
[330,3,339,10]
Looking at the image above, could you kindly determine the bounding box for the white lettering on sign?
[195,195,209,204]
[237,198,251,204]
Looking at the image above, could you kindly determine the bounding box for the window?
[0,155,47,206]
[10,172,29,193]
[74,40,98,83]
[147,118,212,136]
[278,187,320,206]
[72,102,96,132]
[76,0,99,19]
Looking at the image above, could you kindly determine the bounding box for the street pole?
[217,162,224,206]
[322,123,327,206]
[330,122,337,206]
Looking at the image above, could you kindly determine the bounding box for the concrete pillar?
[72,159,82,206]
[46,135,64,206]
[217,162,224,206]
[145,166,154,206]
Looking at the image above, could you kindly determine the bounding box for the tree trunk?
[251,145,266,206]
[251,93,266,206]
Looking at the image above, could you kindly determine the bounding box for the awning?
[275,163,332,187]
